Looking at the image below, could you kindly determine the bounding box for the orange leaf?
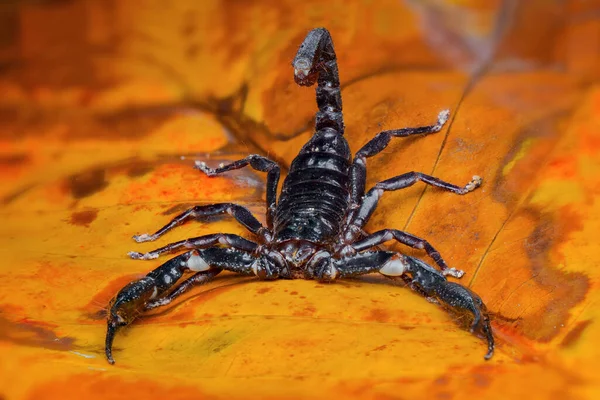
[1,1,600,399]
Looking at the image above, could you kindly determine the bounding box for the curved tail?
[293,28,344,134]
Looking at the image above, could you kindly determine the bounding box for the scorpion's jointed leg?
[343,172,481,276]
[312,251,493,360]
[350,110,450,203]
[128,233,259,260]
[133,203,269,243]
[194,155,280,228]
[351,229,464,278]
[106,247,259,364]
[145,269,221,310]
[348,172,482,227]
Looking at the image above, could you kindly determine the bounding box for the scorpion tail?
[293,27,344,134]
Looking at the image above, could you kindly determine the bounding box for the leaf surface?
[1,1,599,399]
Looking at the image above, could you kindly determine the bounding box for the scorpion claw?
[105,276,159,364]
[406,256,495,360]
[133,233,156,243]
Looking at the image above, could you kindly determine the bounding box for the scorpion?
[104,27,494,364]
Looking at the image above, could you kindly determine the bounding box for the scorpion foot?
[435,109,450,130]
[194,160,222,176]
[461,175,482,194]
[128,251,159,260]
[466,175,483,191]
[133,233,156,243]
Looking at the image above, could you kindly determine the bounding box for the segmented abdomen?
[274,129,351,243]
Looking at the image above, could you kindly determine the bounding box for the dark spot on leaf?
[367,308,391,323]
[560,319,592,348]
[473,370,491,387]
[521,208,589,341]
[290,291,298,295]
[0,314,75,351]
[27,373,212,399]
[292,305,316,316]
[1,182,35,204]
[256,287,271,294]
[67,169,107,199]
[69,209,98,227]
[0,153,29,166]
[186,43,200,59]
[126,160,155,178]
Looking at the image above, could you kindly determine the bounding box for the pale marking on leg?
[323,262,338,280]
[435,109,450,130]
[187,253,210,272]
[133,233,156,243]
[379,255,409,277]
[251,259,260,276]
[443,268,465,278]
[149,286,158,300]
[464,175,482,192]
[128,251,158,260]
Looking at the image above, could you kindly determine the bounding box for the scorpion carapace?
[104,27,494,364]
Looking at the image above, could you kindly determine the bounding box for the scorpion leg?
[351,229,464,278]
[128,233,258,260]
[343,173,481,276]
[194,155,280,228]
[145,269,222,310]
[350,110,450,203]
[312,251,493,360]
[350,172,482,227]
[132,203,269,243]
[106,247,259,364]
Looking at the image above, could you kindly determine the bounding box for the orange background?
[1,1,600,399]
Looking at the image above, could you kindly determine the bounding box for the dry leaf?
[1,1,599,399]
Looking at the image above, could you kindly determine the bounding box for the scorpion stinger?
[104,27,493,364]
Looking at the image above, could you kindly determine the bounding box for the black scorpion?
[104,27,494,364]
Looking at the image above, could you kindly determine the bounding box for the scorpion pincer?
[104,27,494,364]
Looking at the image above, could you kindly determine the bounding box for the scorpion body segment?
[275,28,351,244]
[104,27,494,364]
[274,127,351,244]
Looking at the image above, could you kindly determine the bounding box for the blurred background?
[1,1,600,399]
